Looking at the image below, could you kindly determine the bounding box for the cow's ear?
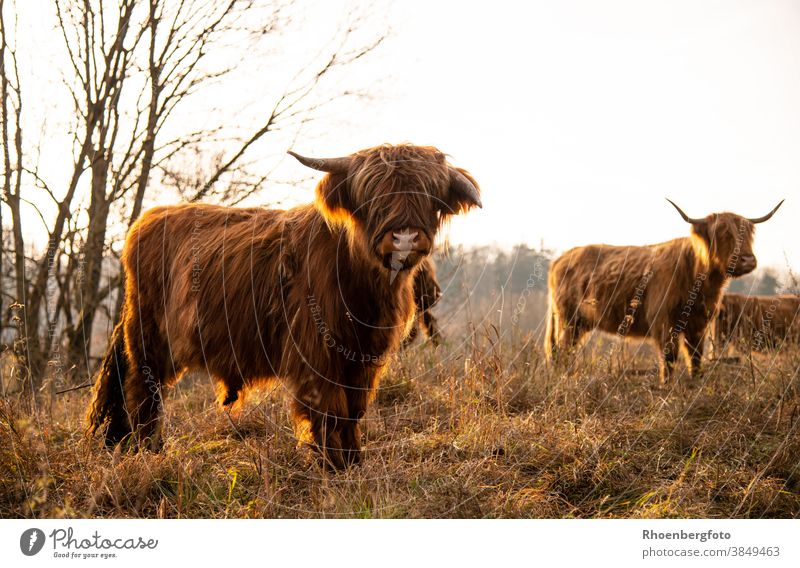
[315,172,353,223]
[443,167,482,214]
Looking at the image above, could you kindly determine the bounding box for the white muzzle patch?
[389,229,418,283]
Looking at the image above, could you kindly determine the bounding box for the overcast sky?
[10,0,800,272]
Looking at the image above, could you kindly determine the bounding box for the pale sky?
[312,0,799,271]
[9,0,800,272]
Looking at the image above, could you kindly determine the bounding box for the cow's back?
[551,243,662,336]
[122,204,288,374]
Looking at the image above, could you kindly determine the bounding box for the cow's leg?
[339,367,384,466]
[291,379,349,470]
[339,384,369,467]
[556,318,584,355]
[550,299,584,359]
[684,329,705,379]
[423,310,442,346]
[123,310,171,452]
[337,414,362,467]
[659,329,680,384]
[310,407,346,470]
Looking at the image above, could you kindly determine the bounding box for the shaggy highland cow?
[714,293,800,354]
[87,144,481,468]
[403,257,443,347]
[545,199,783,381]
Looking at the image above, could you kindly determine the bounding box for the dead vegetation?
[2,329,799,519]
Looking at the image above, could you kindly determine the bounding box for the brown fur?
[403,257,443,347]
[714,293,800,353]
[545,210,763,382]
[87,144,480,468]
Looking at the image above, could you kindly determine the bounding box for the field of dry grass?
[2,328,799,519]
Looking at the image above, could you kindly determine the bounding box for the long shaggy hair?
[545,202,781,382]
[403,257,443,347]
[87,144,480,469]
[714,293,800,353]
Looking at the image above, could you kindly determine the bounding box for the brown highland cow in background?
[403,257,443,347]
[545,199,783,382]
[87,144,481,469]
[714,293,800,354]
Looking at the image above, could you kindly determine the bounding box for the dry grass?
[2,329,799,519]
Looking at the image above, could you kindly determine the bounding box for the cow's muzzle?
[731,254,757,276]
[377,227,432,271]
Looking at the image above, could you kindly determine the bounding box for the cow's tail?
[86,313,131,447]
[544,288,557,364]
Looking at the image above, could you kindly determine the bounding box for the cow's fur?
[714,293,800,353]
[87,144,480,468]
[545,206,777,382]
[403,257,443,347]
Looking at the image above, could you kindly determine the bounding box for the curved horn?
[450,168,482,209]
[287,150,352,174]
[666,198,703,224]
[748,199,784,224]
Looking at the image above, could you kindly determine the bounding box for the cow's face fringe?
[313,144,480,270]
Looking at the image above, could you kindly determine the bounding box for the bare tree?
[0,0,30,391]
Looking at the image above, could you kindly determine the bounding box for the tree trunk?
[66,150,111,381]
